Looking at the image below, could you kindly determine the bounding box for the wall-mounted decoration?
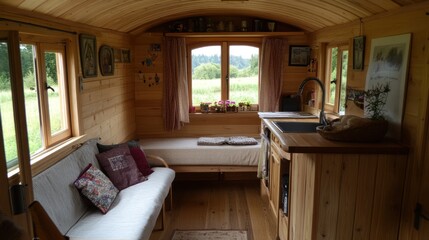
[114,48,122,63]
[150,43,161,52]
[365,33,411,140]
[353,35,365,70]
[79,34,97,78]
[122,49,131,63]
[99,45,114,76]
[289,45,310,66]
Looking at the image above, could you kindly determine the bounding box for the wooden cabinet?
[267,133,291,239]
[287,152,407,240]
[263,123,408,240]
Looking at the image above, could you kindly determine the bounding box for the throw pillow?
[97,140,140,153]
[129,147,153,176]
[74,164,118,214]
[227,136,258,145]
[96,143,147,190]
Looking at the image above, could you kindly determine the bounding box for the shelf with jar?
[150,15,305,37]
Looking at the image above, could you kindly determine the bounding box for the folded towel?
[227,136,258,145]
[197,136,258,146]
[197,137,227,145]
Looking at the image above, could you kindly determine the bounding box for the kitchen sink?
[273,121,321,133]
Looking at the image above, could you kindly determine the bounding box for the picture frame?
[114,48,122,63]
[79,34,97,78]
[121,49,131,63]
[289,45,311,66]
[99,45,114,76]
[353,35,365,70]
[365,33,411,140]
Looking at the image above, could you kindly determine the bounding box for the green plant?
[364,82,390,120]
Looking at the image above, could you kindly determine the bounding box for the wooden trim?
[170,165,257,173]
[8,30,33,236]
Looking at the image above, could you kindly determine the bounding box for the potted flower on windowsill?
[225,100,237,112]
[200,102,211,113]
[317,82,390,142]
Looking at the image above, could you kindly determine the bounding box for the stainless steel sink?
[273,121,321,133]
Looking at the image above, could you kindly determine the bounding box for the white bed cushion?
[139,138,261,166]
[66,167,175,240]
[32,139,100,234]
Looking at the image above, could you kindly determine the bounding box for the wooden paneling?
[0,0,423,35]
[287,153,408,240]
[311,3,429,239]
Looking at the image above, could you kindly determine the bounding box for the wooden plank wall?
[133,33,310,138]
[311,2,429,239]
[81,30,135,144]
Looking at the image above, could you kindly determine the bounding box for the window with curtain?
[188,40,260,109]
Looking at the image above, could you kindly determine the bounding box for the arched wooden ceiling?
[0,0,427,35]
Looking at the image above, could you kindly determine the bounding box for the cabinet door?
[269,147,281,218]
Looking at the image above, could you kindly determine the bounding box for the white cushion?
[66,167,175,240]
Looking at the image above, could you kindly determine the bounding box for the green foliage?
[364,83,390,120]
[194,63,221,79]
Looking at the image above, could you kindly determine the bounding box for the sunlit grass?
[192,76,258,105]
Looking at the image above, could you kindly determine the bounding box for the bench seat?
[139,138,261,172]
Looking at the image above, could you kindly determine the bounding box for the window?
[325,45,348,115]
[1,36,72,172]
[189,40,260,108]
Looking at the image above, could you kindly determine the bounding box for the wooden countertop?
[262,119,409,154]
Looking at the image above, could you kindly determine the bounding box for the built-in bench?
[31,139,175,240]
[139,137,261,173]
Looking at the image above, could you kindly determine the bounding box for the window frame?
[36,42,72,146]
[324,43,349,114]
[186,37,261,109]
[2,32,82,178]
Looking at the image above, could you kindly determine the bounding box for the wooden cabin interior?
[1,0,429,239]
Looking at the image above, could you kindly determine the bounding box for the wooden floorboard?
[150,180,276,240]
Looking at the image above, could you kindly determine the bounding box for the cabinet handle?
[414,202,429,230]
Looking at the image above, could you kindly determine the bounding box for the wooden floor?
[150,178,276,240]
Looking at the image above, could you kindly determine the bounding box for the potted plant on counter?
[317,82,390,142]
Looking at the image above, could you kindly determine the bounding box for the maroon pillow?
[129,147,153,176]
[96,143,147,190]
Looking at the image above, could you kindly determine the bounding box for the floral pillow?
[96,143,147,190]
[74,164,119,214]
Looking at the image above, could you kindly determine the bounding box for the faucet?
[297,77,328,126]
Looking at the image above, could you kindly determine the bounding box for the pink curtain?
[259,38,288,112]
[163,37,189,131]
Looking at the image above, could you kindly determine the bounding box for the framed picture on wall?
[365,33,411,140]
[99,45,114,76]
[353,35,365,70]
[289,45,311,66]
[79,34,97,78]
[114,48,122,63]
[122,49,131,63]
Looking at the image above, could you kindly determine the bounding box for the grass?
[1,88,61,166]
[192,76,258,105]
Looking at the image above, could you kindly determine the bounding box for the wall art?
[99,45,114,76]
[79,34,97,78]
[365,33,411,140]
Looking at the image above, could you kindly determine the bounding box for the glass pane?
[21,44,43,155]
[229,45,259,105]
[0,41,19,171]
[328,47,338,104]
[191,46,221,107]
[339,50,349,115]
[45,51,68,135]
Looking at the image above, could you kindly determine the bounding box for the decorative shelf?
[164,31,305,38]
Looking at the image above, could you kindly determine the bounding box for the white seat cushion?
[66,167,175,240]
